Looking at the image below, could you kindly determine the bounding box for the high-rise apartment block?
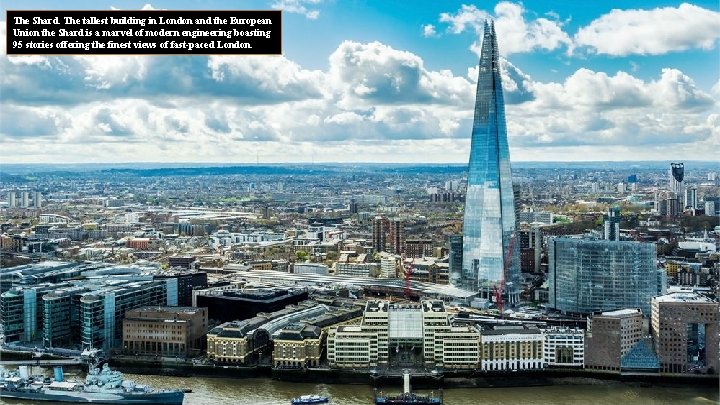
[603,207,621,241]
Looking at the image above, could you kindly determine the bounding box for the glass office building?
[458,21,520,301]
[548,237,665,315]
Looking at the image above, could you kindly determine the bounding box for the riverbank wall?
[108,356,719,389]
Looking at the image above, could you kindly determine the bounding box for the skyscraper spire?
[452,20,520,303]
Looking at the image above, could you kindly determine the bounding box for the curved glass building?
[548,237,665,315]
[455,21,520,302]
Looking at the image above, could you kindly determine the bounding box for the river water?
[122,373,718,405]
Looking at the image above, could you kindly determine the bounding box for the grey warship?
[0,363,184,404]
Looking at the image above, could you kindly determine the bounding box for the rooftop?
[600,308,643,317]
[653,292,714,304]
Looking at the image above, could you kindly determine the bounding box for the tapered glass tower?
[454,21,520,302]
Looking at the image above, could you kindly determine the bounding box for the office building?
[585,309,643,371]
[459,21,520,302]
[705,201,716,216]
[122,307,208,357]
[651,292,719,373]
[33,191,42,209]
[42,285,88,347]
[480,326,544,371]
[518,226,541,273]
[669,163,684,195]
[684,187,698,210]
[196,288,308,323]
[335,262,378,277]
[542,327,584,367]
[379,254,399,279]
[272,324,323,368]
[327,300,481,369]
[155,270,207,307]
[7,191,16,208]
[80,281,168,351]
[294,263,329,275]
[0,285,54,342]
[518,211,553,226]
[448,234,463,286]
[207,301,325,364]
[548,238,664,315]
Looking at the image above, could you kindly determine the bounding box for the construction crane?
[403,256,415,299]
[494,233,516,317]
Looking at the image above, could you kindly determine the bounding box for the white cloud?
[507,67,717,153]
[438,2,571,55]
[327,41,473,108]
[422,24,437,38]
[272,0,322,20]
[575,3,720,56]
[1,24,718,162]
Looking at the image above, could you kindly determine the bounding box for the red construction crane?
[494,233,516,317]
[403,257,415,299]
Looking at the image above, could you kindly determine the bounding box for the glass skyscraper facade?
[548,237,665,315]
[456,21,520,301]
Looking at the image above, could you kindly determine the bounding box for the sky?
[1,0,719,164]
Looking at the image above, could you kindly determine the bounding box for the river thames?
[122,374,718,405]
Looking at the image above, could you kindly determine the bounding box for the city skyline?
[1,0,719,163]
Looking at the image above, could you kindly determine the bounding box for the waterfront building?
[459,21,520,302]
[42,285,89,347]
[122,307,208,357]
[206,301,325,364]
[272,324,323,368]
[584,309,643,371]
[272,304,362,368]
[80,281,168,352]
[327,300,481,369]
[651,292,719,373]
[0,284,54,342]
[542,327,584,367]
[548,237,664,315]
[480,326,544,371]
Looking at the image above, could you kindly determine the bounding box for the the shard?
[453,21,520,303]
